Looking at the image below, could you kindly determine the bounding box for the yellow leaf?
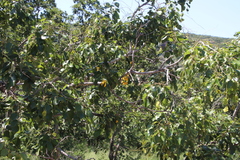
[186,152,192,157]
[121,75,129,85]
[100,79,107,87]
[140,69,144,72]
[121,82,128,85]
[42,110,47,117]
[52,132,57,137]
[210,96,213,102]
[223,107,229,112]
[156,101,160,107]
[96,67,100,71]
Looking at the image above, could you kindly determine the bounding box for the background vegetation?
[185,33,233,48]
[0,0,239,159]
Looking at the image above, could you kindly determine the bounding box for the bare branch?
[137,106,171,113]
[212,95,225,109]
[130,44,135,70]
[18,38,28,48]
[166,69,171,85]
[108,54,127,64]
[131,1,150,20]
[129,56,182,76]
[232,102,240,120]
[69,81,102,87]
[69,58,181,87]
[130,68,165,75]
[57,148,80,160]
[67,56,182,88]
[166,56,183,68]
[92,112,104,117]
[108,49,139,64]
[160,55,174,68]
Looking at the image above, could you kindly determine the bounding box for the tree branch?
[67,56,182,87]
[57,148,80,160]
[165,56,183,68]
[232,102,240,120]
[130,68,165,75]
[131,1,151,20]
[107,49,139,64]
[160,55,174,68]
[111,89,170,113]
[69,81,102,87]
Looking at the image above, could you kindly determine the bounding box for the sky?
[55,0,240,38]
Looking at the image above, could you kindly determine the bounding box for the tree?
[1,0,239,159]
[143,38,240,159]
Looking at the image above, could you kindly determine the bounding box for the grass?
[68,149,158,160]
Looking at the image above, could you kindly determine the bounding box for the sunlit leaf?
[223,107,229,112]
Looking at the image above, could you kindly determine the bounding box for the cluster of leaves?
[0,0,239,160]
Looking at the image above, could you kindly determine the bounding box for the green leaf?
[2,62,11,73]
[10,112,18,120]
[10,73,16,86]
[23,80,32,92]
[184,50,191,59]
[94,129,102,138]
[112,11,119,23]
[162,98,168,106]
[47,142,53,151]
[0,143,4,150]
[53,96,58,105]
[166,127,172,137]
[114,2,119,7]
[1,148,8,157]
[74,104,82,112]
[6,42,13,53]
[20,153,29,160]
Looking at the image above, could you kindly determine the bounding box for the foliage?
[0,0,239,160]
[143,37,240,159]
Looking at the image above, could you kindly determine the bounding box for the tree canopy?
[0,0,239,159]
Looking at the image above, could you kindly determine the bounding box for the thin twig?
[232,102,240,120]
[166,56,183,68]
[131,1,150,20]
[160,55,174,68]
[212,95,224,109]
[166,69,170,85]
[18,38,28,48]
[130,68,165,75]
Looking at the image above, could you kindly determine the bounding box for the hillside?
[185,33,233,48]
